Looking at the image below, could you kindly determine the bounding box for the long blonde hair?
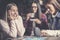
[4,3,17,22]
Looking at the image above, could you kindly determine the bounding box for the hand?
[40,30,49,37]
[34,19,41,24]
[8,15,14,20]
[26,13,31,20]
[10,14,19,20]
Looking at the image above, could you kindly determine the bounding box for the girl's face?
[32,3,38,13]
[46,4,56,15]
[7,6,18,19]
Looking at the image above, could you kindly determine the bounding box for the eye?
[32,6,37,8]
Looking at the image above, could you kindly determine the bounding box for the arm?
[9,20,17,37]
[15,16,25,37]
[0,20,17,38]
[41,14,48,23]
[26,13,31,21]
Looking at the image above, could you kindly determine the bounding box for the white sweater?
[0,16,25,38]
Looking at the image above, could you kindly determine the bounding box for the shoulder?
[0,19,9,30]
[16,15,23,21]
[0,19,6,24]
[18,15,22,19]
[41,14,46,17]
[0,19,8,26]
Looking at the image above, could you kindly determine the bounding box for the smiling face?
[8,6,18,17]
[32,3,38,13]
[7,5,19,20]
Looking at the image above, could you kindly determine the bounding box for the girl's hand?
[34,19,41,24]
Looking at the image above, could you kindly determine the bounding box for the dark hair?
[41,5,47,13]
[31,2,38,12]
[31,2,41,19]
[32,0,39,3]
[43,0,52,5]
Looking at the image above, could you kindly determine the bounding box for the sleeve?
[0,20,17,38]
[9,20,17,37]
[15,16,25,37]
[41,14,48,23]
